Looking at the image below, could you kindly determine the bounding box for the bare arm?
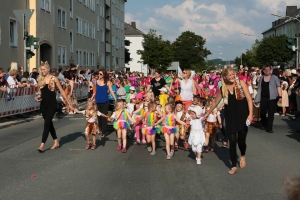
[155,114,165,125]
[126,111,135,123]
[174,115,186,125]
[193,80,201,94]
[34,87,42,102]
[240,80,253,121]
[205,91,222,118]
[277,87,282,97]
[55,77,73,107]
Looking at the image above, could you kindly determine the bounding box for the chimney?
[286,6,297,17]
[131,22,136,28]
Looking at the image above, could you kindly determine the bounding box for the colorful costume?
[142,112,159,135]
[161,114,178,134]
[112,110,130,130]
[132,104,145,122]
[205,108,219,135]
[81,110,101,135]
[188,118,205,153]
[159,93,168,112]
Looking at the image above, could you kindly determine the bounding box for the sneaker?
[150,150,156,155]
[147,146,152,152]
[170,150,174,157]
[289,116,296,121]
[122,147,127,153]
[183,142,189,149]
[117,144,122,151]
[210,147,215,152]
[166,155,171,160]
[196,158,201,165]
[85,143,92,150]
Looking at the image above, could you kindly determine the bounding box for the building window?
[70,0,73,18]
[101,54,104,68]
[84,20,89,37]
[76,49,82,65]
[100,4,104,17]
[97,14,99,31]
[112,35,115,46]
[112,14,115,25]
[58,46,67,65]
[84,0,89,7]
[58,8,66,29]
[90,0,95,11]
[41,0,51,12]
[78,0,82,3]
[101,29,104,42]
[9,19,17,47]
[97,39,99,56]
[76,17,82,34]
[70,31,73,53]
[0,15,2,45]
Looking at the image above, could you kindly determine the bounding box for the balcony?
[106,20,110,30]
[106,0,111,7]
[106,43,111,53]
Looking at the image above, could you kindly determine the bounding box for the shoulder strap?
[116,110,124,120]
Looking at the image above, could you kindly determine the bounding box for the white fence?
[0,83,89,118]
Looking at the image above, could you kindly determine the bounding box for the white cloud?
[254,0,299,13]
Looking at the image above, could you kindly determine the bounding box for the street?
[0,113,299,200]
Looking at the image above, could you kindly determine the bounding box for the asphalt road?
[0,112,299,200]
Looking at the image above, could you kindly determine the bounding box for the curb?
[0,101,88,130]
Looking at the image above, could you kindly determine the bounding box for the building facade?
[0,0,126,72]
[125,22,144,72]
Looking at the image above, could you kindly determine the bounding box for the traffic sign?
[13,9,34,27]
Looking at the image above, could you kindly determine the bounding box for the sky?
[125,0,300,61]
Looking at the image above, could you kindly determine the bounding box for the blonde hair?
[221,68,235,100]
[206,96,215,108]
[86,100,98,118]
[146,91,154,101]
[184,69,191,78]
[9,69,18,76]
[38,61,50,88]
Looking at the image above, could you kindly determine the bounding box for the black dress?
[224,90,249,133]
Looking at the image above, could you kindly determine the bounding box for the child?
[141,102,158,155]
[139,86,146,96]
[156,103,186,160]
[174,101,190,150]
[279,80,289,116]
[74,100,109,150]
[109,100,135,153]
[126,86,136,103]
[204,96,222,152]
[188,110,205,164]
[159,87,169,112]
[132,93,146,144]
[144,91,155,111]
[188,96,203,119]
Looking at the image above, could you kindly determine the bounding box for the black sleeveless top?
[223,89,249,133]
[41,84,57,107]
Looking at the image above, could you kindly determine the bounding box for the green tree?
[256,35,293,66]
[137,29,173,71]
[172,31,211,69]
[234,39,262,67]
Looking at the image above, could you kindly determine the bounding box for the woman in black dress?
[205,68,253,175]
[35,62,73,152]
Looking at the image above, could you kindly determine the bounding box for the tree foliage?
[234,39,261,67]
[172,31,211,69]
[137,30,173,71]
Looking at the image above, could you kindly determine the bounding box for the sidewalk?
[0,101,88,129]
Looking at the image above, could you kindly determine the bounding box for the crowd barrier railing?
[0,82,89,118]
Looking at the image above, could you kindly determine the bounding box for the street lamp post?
[272,13,300,68]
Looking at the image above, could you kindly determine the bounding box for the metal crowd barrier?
[0,83,89,118]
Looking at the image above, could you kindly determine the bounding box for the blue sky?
[125,0,300,61]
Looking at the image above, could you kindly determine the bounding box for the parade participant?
[132,93,146,144]
[141,102,158,155]
[188,96,203,120]
[144,91,155,111]
[0,68,8,92]
[65,72,78,114]
[204,96,222,152]
[147,70,171,98]
[156,103,186,160]
[255,66,282,133]
[74,100,109,150]
[205,68,253,175]
[188,110,205,165]
[159,87,168,112]
[174,101,190,150]
[180,69,202,110]
[170,73,180,96]
[94,69,117,137]
[109,100,135,153]
[35,62,73,152]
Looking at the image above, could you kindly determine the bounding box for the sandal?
[85,143,92,150]
[91,145,96,150]
[228,167,237,175]
[222,142,228,148]
[239,156,246,168]
[183,142,189,149]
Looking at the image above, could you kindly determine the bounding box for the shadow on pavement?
[59,132,85,147]
[282,119,300,143]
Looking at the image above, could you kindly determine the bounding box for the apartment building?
[0,0,126,72]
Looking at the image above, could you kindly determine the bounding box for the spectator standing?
[0,68,8,92]
[57,67,66,82]
[147,70,171,98]
[255,66,282,133]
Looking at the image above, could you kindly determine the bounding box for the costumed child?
[159,87,169,112]
[188,96,203,122]
[143,91,155,111]
[74,100,109,150]
[204,96,222,152]
[109,100,135,153]
[141,101,159,155]
[155,103,186,160]
[188,110,205,165]
[132,93,146,144]
[174,101,190,150]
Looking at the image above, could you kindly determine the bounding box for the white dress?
[188,118,205,147]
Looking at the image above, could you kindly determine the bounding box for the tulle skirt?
[142,126,160,135]
[113,120,130,130]
[161,125,178,134]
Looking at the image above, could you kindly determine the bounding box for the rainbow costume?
[142,112,159,135]
[113,110,130,130]
[132,105,145,122]
[161,114,178,134]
